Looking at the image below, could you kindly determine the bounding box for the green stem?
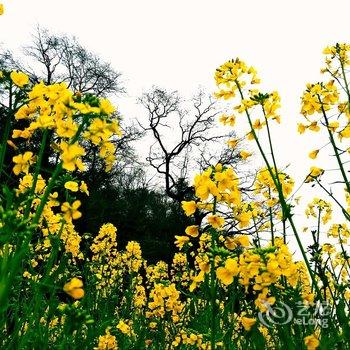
[318,96,350,194]
[235,81,322,299]
[0,83,13,180]
[316,207,321,246]
[210,197,218,350]
[262,106,279,176]
[315,178,350,222]
[340,58,350,110]
[24,129,49,219]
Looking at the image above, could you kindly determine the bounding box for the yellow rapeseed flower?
[241,316,256,331]
[10,71,29,88]
[305,166,324,183]
[174,235,190,250]
[80,181,89,195]
[116,320,131,336]
[64,181,79,192]
[12,151,34,175]
[304,334,320,350]
[96,328,118,350]
[308,149,319,159]
[240,150,252,160]
[63,277,84,299]
[61,200,82,221]
[60,142,85,172]
[181,200,197,216]
[185,225,199,238]
[216,258,239,285]
[207,214,225,229]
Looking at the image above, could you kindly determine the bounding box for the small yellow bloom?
[10,71,29,88]
[12,151,34,175]
[216,258,239,285]
[236,211,252,228]
[241,316,256,331]
[308,149,319,159]
[225,237,236,250]
[185,225,199,238]
[227,138,239,148]
[56,118,78,138]
[96,328,117,349]
[0,4,4,15]
[99,98,116,115]
[297,123,307,134]
[339,124,350,139]
[323,46,333,55]
[116,320,131,336]
[305,166,324,183]
[64,181,79,192]
[181,200,197,216]
[246,131,255,140]
[174,235,190,249]
[63,277,84,299]
[207,214,225,229]
[61,200,82,221]
[189,271,205,292]
[60,142,85,172]
[149,322,157,329]
[235,235,250,247]
[308,121,320,132]
[252,119,264,130]
[219,114,236,126]
[328,121,339,132]
[240,150,252,160]
[304,334,319,350]
[80,181,89,195]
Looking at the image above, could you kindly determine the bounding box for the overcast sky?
[2,0,350,250]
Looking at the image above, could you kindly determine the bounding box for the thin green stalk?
[261,106,279,177]
[210,197,218,350]
[235,81,322,300]
[316,207,321,246]
[318,96,350,193]
[23,129,49,219]
[310,208,322,295]
[315,178,350,221]
[268,188,275,245]
[0,83,13,178]
[339,58,350,110]
[339,240,350,273]
[252,216,261,248]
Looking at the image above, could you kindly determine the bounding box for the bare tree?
[0,27,141,188]
[1,27,124,96]
[138,87,245,205]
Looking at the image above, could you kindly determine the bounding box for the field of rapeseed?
[1,5,350,350]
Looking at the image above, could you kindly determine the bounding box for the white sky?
[2,0,350,252]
